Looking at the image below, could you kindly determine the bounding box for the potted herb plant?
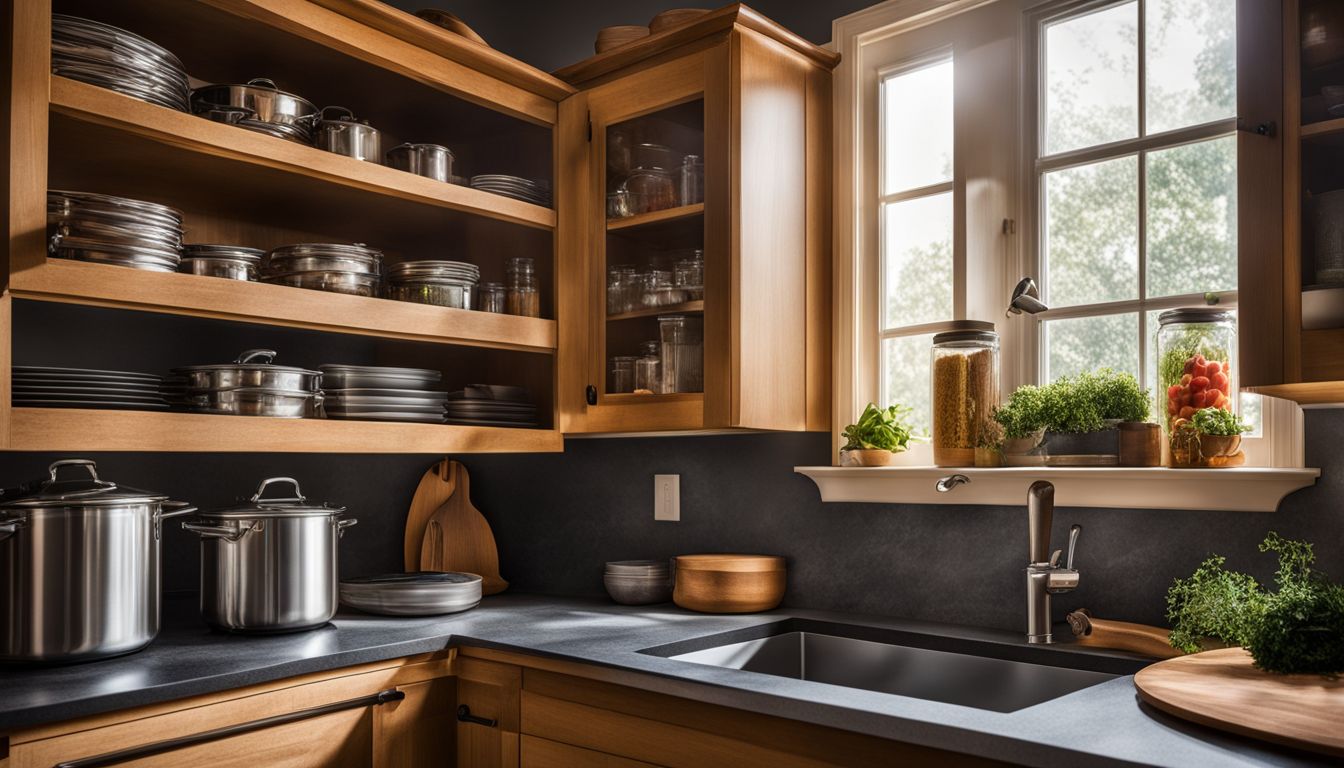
[840,403,914,467]
[995,369,1151,464]
[1170,406,1251,468]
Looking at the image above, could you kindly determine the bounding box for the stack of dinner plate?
[443,384,538,428]
[48,190,184,272]
[51,15,191,112]
[319,364,447,423]
[340,572,482,616]
[469,175,552,207]
[13,365,168,411]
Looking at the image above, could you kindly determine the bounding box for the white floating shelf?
[795,466,1321,512]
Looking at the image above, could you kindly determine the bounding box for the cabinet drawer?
[456,658,522,768]
[520,735,660,768]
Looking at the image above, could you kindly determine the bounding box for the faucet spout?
[1024,481,1079,645]
[1027,480,1053,564]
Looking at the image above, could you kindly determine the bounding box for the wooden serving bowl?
[595,25,650,54]
[649,8,712,35]
[673,554,786,613]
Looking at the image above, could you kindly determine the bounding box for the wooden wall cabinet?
[554,6,837,434]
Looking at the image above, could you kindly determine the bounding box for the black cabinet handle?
[585,385,597,406]
[55,689,405,768]
[457,704,498,727]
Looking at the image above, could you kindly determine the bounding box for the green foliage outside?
[993,368,1149,438]
[1166,533,1344,675]
[841,403,915,453]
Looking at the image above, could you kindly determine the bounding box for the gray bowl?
[603,573,672,605]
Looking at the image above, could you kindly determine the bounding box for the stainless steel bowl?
[386,143,455,182]
[190,79,318,140]
[186,387,321,418]
[387,281,475,309]
[603,573,672,605]
[263,270,382,297]
[174,349,321,394]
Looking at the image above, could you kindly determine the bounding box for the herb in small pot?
[1189,406,1251,436]
[841,403,914,453]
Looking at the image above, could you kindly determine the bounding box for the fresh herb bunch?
[1190,406,1251,436]
[993,368,1150,436]
[1165,532,1344,675]
[841,403,914,453]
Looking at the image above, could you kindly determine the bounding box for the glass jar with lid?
[1155,308,1237,466]
[625,169,676,213]
[505,257,539,317]
[609,355,639,394]
[930,321,1000,467]
[635,340,662,394]
[678,154,704,206]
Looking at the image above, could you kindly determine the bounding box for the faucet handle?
[1049,549,1062,568]
[1065,524,1082,570]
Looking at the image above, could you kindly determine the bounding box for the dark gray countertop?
[0,594,1329,768]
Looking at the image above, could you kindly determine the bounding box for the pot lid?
[1157,307,1234,325]
[0,459,168,508]
[201,477,346,519]
[933,320,999,345]
[172,349,320,377]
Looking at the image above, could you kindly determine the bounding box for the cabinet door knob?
[585,385,597,406]
[457,704,498,727]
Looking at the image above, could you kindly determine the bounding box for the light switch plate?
[654,474,680,521]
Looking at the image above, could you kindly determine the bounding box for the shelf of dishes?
[51,14,551,206]
[11,353,541,429]
[47,189,544,317]
[608,315,702,396]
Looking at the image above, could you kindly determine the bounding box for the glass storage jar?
[659,315,703,394]
[678,154,704,206]
[635,340,662,394]
[609,355,638,394]
[674,251,704,300]
[607,265,637,314]
[505,257,540,317]
[625,169,676,213]
[479,282,506,313]
[930,322,1000,468]
[1156,308,1237,467]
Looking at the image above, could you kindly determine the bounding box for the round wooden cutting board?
[1134,647,1344,758]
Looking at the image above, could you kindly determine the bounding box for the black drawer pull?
[457,704,498,727]
[54,688,406,768]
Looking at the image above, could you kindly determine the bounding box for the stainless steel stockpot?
[386,143,455,182]
[184,477,355,634]
[311,106,381,163]
[0,460,196,663]
[174,349,321,394]
[190,79,318,139]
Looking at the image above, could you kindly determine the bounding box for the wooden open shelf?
[6,408,561,453]
[49,77,555,232]
[607,301,704,322]
[607,203,704,231]
[1301,116,1344,140]
[8,259,557,353]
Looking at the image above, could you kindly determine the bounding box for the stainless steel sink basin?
[642,619,1148,713]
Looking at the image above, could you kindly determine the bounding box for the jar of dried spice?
[931,322,1000,467]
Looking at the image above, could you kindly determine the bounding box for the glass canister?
[678,154,704,206]
[505,257,540,317]
[659,315,703,393]
[635,340,662,394]
[1156,308,1237,466]
[609,356,638,394]
[625,169,676,213]
[607,265,637,314]
[930,322,1000,468]
[479,282,506,313]
[674,250,704,300]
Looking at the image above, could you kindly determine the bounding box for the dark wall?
[378,0,871,73]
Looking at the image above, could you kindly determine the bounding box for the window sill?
[795,466,1320,512]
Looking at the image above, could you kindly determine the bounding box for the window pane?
[1044,156,1139,307]
[1146,0,1236,134]
[883,192,953,328]
[1146,136,1237,298]
[1044,2,1138,155]
[882,334,934,436]
[883,60,953,194]
[1044,313,1139,382]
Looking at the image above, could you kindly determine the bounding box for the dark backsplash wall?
[3,410,1340,633]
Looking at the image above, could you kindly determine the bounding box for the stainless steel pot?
[190,79,318,140]
[0,460,196,663]
[386,143,455,182]
[184,478,355,633]
[174,349,321,393]
[311,106,381,163]
[186,387,323,418]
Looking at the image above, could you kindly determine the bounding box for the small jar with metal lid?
[678,154,704,205]
[1156,308,1237,466]
[930,321,1000,467]
[505,257,540,317]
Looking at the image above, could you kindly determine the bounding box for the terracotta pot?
[850,448,898,467]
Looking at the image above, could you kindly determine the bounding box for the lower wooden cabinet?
[455,658,521,768]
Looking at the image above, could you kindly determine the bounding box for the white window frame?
[1021,0,1240,386]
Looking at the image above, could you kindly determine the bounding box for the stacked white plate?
[319,364,446,423]
[48,190,184,272]
[604,560,672,605]
[13,365,168,411]
[52,15,191,112]
[444,384,538,428]
[469,175,552,207]
[340,572,482,616]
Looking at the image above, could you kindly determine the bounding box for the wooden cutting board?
[1134,647,1344,758]
[416,460,507,595]
[403,460,459,572]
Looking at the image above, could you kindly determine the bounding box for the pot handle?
[335,517,358,538]
[0,515,25,542]
[182,521,259,542]
[317,105,355,123]
[157,501,199,520]
[48,458,103,484]
[250,477,305,504]
[246,77,279,90]
[235,349,276,365]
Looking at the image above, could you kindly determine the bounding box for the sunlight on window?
[883,193,953,328]
[883,333,935,436]
[1044,156,1139,307]
[1146,137,1238,298]
[1044,2,1138,155]
[1146,0,1236,134]
[1044,313,1140,382]
[882,60,953,194]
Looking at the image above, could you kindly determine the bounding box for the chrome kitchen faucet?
[1026,481,1081,644]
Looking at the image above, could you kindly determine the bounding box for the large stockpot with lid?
[0,460,196,663]
[184,477,355,633]
[174,349,323,418]
[311,106,381,163]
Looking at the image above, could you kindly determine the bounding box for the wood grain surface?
[1134,647,1344,757]
[415,461,508,594]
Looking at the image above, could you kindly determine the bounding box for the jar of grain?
[931,322,999,467]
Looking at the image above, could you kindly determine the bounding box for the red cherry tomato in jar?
[1212,372,1229,392]
[1190,376,1210,392]
[1206,361,1222,376]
